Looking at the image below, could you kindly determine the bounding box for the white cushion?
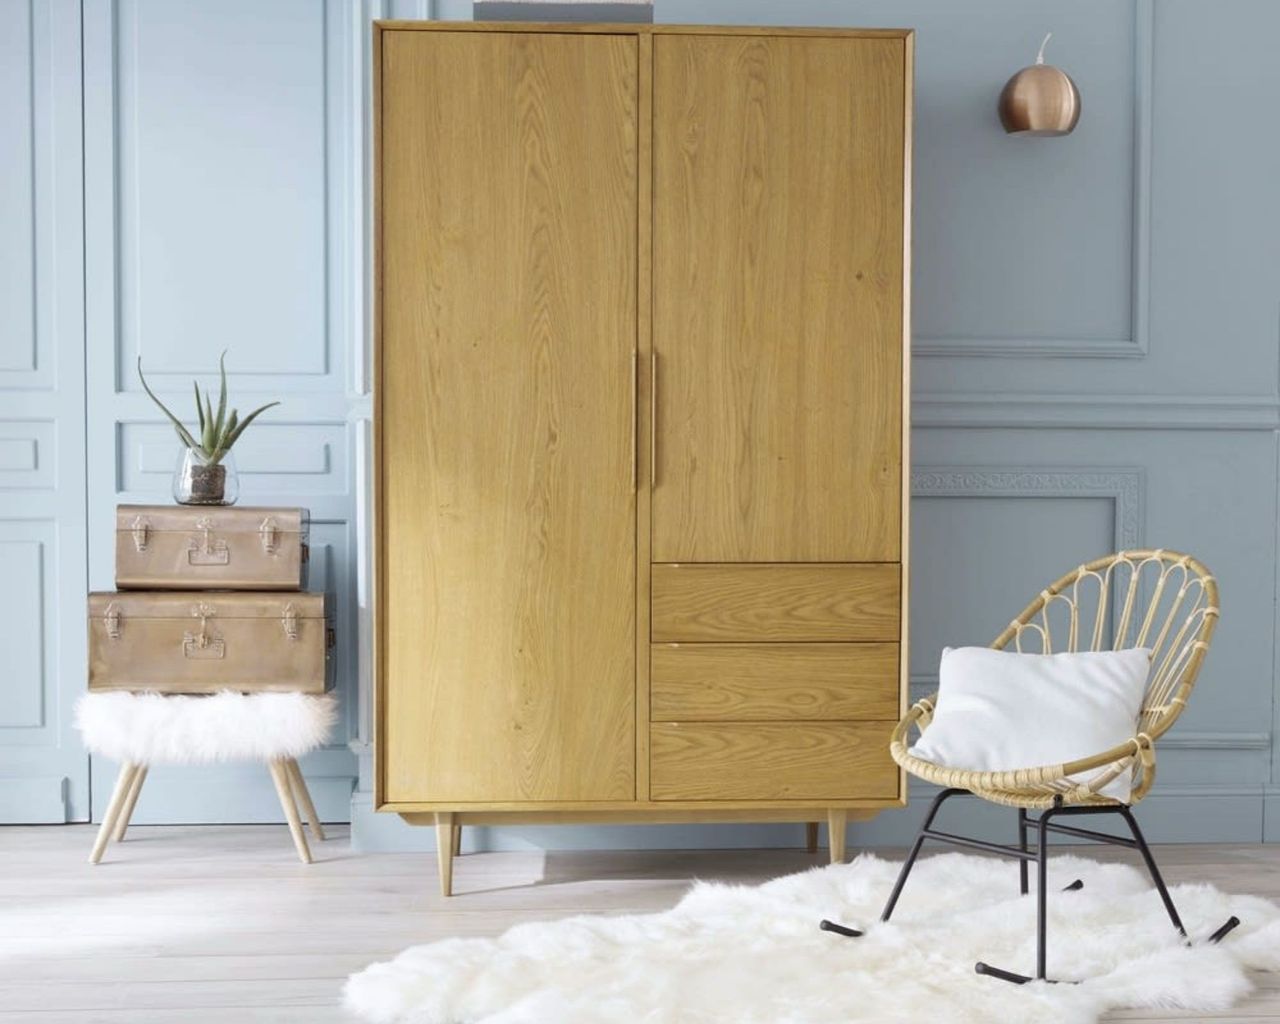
[908,646,1151,801]
[75,691,336,765]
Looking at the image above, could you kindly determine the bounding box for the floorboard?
[0,825,1275,1022]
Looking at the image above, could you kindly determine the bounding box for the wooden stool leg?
[268,760,312,864]
[113,765,148,842]
[90,763,139,864]
[805,822,819,854]
[827,808,848,865]
[435,812,455,897]
[452,822,462,857]
[285,759,325,841]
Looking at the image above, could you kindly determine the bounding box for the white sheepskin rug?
[344,852,1280,1024]
[75,691,336,764]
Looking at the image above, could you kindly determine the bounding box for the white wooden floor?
[0,825,1276,1023]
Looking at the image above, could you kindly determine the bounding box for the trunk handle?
[260,516,280,554]
[183,602,223,658]
[282,602,299,641]
[188,517,230,565]
[131,516,150,552]
[104,602,122,639]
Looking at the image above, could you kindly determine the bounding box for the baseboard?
[1260,787,1280,843]
[0,775,68,824]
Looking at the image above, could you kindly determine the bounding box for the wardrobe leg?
[90,762,138,864]
[805,822,819,854]
[452,822,462,857]
[113,765,148,842]
[827,809,847,864]
[268,760,312,864]
[436,812,456,896]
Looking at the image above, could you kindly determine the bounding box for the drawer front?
[651,563,900,642]
[651,721,898,801]
[651,643,899,721]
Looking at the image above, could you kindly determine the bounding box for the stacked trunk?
[88,505,330,694]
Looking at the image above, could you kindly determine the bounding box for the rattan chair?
[819,549,1240,983]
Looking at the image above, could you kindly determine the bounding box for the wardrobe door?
[379,31,638,803]
[651,34,906,563]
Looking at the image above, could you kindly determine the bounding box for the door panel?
[652,35,905,562]
[0,0,88,823]
[380,31,638,802]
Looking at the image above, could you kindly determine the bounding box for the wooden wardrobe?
[373,20,912,895]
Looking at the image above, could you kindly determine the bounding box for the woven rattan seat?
[891,549,1219,809]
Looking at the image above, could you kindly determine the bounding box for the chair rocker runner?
[819,550,1241,983]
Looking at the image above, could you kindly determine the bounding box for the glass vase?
[173,448,239,506]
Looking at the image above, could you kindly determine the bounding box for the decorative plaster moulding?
[917,0,1153,359]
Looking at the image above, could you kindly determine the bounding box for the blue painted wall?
[5,0,1279,852]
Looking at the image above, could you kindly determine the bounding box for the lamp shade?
[998,34,1081,137]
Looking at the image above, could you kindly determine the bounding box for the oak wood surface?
[650,722,898,801]
[651,562,900,642]
[376,22,914,38]
[635,31,654,801]
[374,24,912,821]
[403,807,884,826]
[896,34,915,803]
[379,30,638,803]
[435,812,455,897]
[651,642,899,721]
[650,33,906,562]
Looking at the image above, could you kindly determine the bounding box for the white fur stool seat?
[76,691,336,865]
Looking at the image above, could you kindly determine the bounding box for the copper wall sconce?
[999,33,1081,136]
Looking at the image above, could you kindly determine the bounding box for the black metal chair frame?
[820,787,1240,984]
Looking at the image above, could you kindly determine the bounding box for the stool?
[75,691,336,864]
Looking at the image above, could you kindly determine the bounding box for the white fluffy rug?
[344,852,1280,1024]
[75,691,336,764]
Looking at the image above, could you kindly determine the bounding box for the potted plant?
[137,353,279,506]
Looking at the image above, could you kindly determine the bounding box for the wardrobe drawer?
[650,722,898,801]
[651,643,899,721]
[651,563,900,642]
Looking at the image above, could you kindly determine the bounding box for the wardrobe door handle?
[630,350,638,493]
[650,351,658,490]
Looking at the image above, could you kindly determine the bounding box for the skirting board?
[349,785,1266,852]
[0,776,68,824]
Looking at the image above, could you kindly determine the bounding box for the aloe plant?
[137,352,279,465]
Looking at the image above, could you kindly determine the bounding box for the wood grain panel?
[650,722,897,800]
[651,34,906,562]
[651,563,899,642]
[379,31,637,803]
[651,642,899,721]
